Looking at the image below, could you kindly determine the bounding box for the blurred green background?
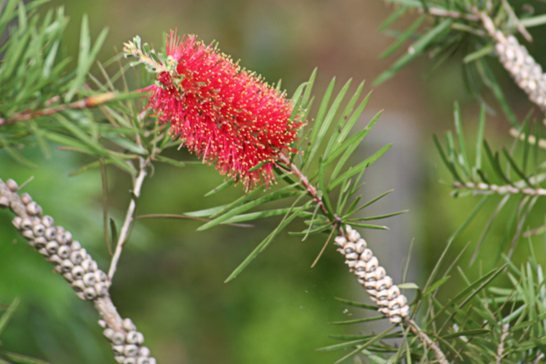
[2,0,546,363]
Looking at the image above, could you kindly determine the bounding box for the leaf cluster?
[0,298,49,364]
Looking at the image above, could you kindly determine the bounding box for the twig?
[278,153,330,216]
[405,319,449,364]
[0,177,156,364]
[0,92,116,126]
[509,128,546,149]
[108,156,148,280]
[496,323,509,363]
[453,181,546,196]
[419,7,479,21]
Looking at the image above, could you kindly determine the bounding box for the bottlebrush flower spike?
[124,31,305,189]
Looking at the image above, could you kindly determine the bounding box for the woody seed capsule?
[83,272,97,287]
[6,179,18,192]
[58,245,71,259]
[111,331,126,345]
[46,241,59,255]
[42,215,54,227]
[83,287,97,300]
[0,196,9,208]
[26,201,41,216]
[71,266,85,280]
[122,318,137,332]
[44,227,56,241]
[12,217,22,229]
[20,193,32,204]
[124,344,139,357]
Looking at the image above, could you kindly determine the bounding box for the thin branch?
[0,92,117,126]
[405,319,449,364]
[108,156,148,280]
[420,6,479,21]
[453,181,546,196]
[278,152,330,216]
[0,178,156,364]
[496,323,509,363]
[509,128,546,149]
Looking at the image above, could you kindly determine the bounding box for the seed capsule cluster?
[495,35,546,110]
[335,226,409,324]
[101,318,156,364]
[0,179,110,301]
[0,178,157,364]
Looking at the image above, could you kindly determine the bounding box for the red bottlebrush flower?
[144,31,304,189]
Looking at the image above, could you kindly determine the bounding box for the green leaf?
[380,15,426,59]
[326,110,382,178]
[329,144,391,191]
[378,5,408,31]
[397,282,419,290]
[422,276,450,297]
[204,179,235,197]
[433,134,461,182]
[323,82,367,158]
[476,59,518,127]
[305,78,353,171]
[0,297,19,336]
[518,14,546,28]
[316,338,370,352]
[502,147,532,187]
[453,102,471,177]
[334,326,395,363]
[374,19,453,86]
[223,208,311,224]
[224,197,311,282]
[483,140,512,186]
[463,44,494,64]
[0,350,50,364]
[154,155,186,168]
[198,186,301,231]
[351,210,408,221]
[334,297,378,311]
[329,316,385,325]
[303,77,335,169]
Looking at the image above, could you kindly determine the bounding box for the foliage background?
[1,0,544,363]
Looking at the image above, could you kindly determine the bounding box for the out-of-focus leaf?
[380,15,426,59]
[0,298,19,336]
[374,19,453,86]
[0,350,50,364]
[224,198,311,282]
